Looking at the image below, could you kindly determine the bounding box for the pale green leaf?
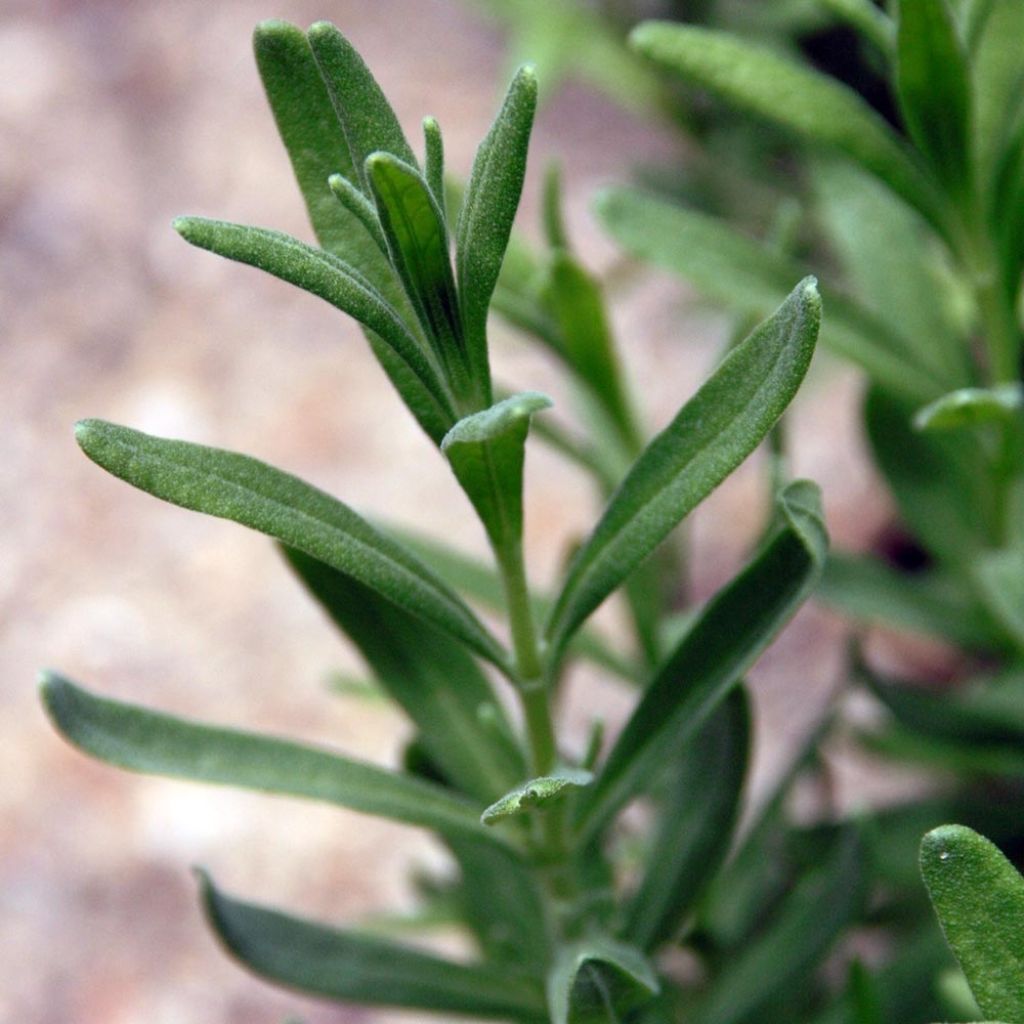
[481,768,593,825]
[74,420,508,669]
[914,384,1023,431]
[973,546,1024,649]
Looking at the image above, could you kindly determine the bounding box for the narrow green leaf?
[547,934,660,1024]
[306,22,417,193]
[546,280,821,657]
[172,218,455,429]
[597,187,946,403]
[283,547,524,803]
[327,172,388,254]
[40,673,499,845]
[198,871,546,1019]
[974,546,1024,649]
[620,688,749,951]
[914,385,1023,431]
[688,828,866,1024]
[629,21,944,230]
[74,420,508,669]
[818,0,895,53]
[456,65,538,398]
[921,825,1024,1022]
[896,0,973,197]
[422,116,447,220]
[442,392,552,553]
[542,163,569,252]
[575,480,828,841]
[481,768,593,825]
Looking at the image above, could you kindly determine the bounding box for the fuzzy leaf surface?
[575,480,827,840]
[74,420,506,668]
[198,872,546,1019]
[546,279,820,657]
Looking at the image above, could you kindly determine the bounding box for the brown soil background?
[2,1,916,1021]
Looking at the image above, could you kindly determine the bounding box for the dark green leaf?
[74,420,508,669]
[914,385,1023,431]
[620,688,749,951]
[40,673,499,845]
[172,218,455,430]
[546,280,821,657]
[921,824,1024,1021]
[629,22,944,230]
[198,871,546,1019]
[597,187,945,403]
[895,0,973,197]
[547,934,660,1024]
[442,392,552,553]
[306,21,417,193]
[575,480,828,841]
[283,547,524,803]
[481,768,593,825]
[456,65,538,399]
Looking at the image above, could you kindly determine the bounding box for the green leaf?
[456,65,538,400]
[546,934,660,1024]
[818,0,895,54]
[40,673,500,845]
[422,116,447,219]
[172,218,455,430]
[327,172,388,254]
[305,21,417,193]
[818,552,1002,650]
[481,768,593,825]
[442,392,552,553]
[920,824,1024,1022]
[198,871,546,1019]
[546,280,821,657]
[628,21,944,231]
[366,153,469,395]
[895,0,973,197]
[74,420,508,669]
[688,828,866,1024]
[620,688,749,951]
[597,187,945,403]
[914,385,1023,431]
[282,547,524,803]
[974,546,1024,649]
[575,480,828,841]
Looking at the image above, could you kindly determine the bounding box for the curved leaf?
[481,768,593,826]
[40,673,500,845]
[546,279,821,657]
[199,871,546,1019]
[74,420,508,669]
[914,385,1023,431]
[574,480,827,842]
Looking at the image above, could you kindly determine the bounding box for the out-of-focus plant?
[39,19,849,1023]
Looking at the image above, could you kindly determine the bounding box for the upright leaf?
[974,546,1024,649]
[575,481,828,841]
[74,420,508,669]
[628,22,944,231]
[620,689,750,951]
[199,872,546,1019]
[41,674,500,845]
[895,0,973,197]
[306,21,417,193]
[457,65,538,398]
[921,824,1024,1022]
[283,547,524,803]
[546,280,820,657]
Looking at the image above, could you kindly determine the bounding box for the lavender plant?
[39,18,834,1024]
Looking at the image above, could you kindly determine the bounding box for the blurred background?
[2,1,918,1021]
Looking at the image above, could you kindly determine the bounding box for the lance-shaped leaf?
[442,392,552,554]
[423,116,447,220]
[620,688,749,951]
[457,65,538,398]
[306,21,417,193]
[688,827,865,1024]
[596,186,946,402]
[546,935,660,1024]
[283,546,524,802]
[198,872,546,1019]
[481,768,593,826]
[74,420,508,669]
[574,480,827,842]
[172,218,455,429]
[921,824,1024,1022]
[366,154,468,392]
[914,385,1023,431]
[896,0,973,198]
[40,674,501,846]
[252,20,449,444]
[629,21,944,231]
[546,279,820,658]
